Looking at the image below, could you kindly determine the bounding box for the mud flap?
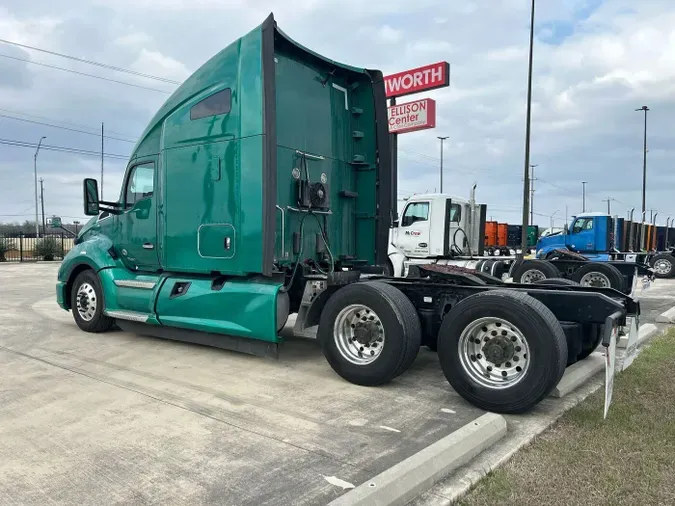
[622,316,640,371]
[630,266,652,299]
[602,311,622,419]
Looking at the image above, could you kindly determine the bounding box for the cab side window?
[572,218,593,234]
[125,163,155,207]
[450,204,462,223]
[401,202,430,227]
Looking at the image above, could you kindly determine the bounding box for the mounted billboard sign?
[384,62,450,98]
[387,98,436,134]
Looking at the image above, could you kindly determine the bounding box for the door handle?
[224,237,231,250]
[143,243,154,250]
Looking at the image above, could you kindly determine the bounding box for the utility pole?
[529,164,537,225]
[635,106,649,216]
[39,178,46,236]
[438,136,448,193]
[581,181,587,212]
[34,136,46,238]
[521,0,536,255]
[101,122,104,200]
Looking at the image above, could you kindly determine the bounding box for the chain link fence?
[0,234,74,262]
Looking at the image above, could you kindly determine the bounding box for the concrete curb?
[655,306,675,324]
[550,352,604,398]
[411,377,606,506]
[327,413,507,506]
[618,323,658,348]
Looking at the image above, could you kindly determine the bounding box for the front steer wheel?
[70,270,114,333]
[437,290,568,414]
[318,281,421,386]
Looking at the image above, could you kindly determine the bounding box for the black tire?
[650,253,675,278]
[70,269,113,333]
[511,259,560,284]
[437,290,568,414]
[318,281,421,386]
[571,263,623,290]
[533,277,579,286]
[577,324,602,361]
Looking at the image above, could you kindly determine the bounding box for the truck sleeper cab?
[58,14,638,415]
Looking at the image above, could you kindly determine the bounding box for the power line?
[0,107,137,138]
[0,138,129,160]
[0,113,136,143]
[0,38,182,85]
[0,53,172,94]
[535,177,575,194]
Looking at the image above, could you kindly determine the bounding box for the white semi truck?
[387,187,510,278]
[387,189,652,295]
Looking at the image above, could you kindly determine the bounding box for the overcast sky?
[1,0,674,228]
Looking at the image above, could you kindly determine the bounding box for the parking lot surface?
[0,263,484,506]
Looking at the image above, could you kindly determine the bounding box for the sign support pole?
[390,96,398,222]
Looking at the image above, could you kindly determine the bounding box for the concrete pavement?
[0,263,486,506]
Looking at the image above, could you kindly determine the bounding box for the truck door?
[116,160,160,270]
[396,201,431,258]
[566,217,595,252]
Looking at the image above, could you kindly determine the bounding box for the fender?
[387,248,406,278]
[56,234,119,310]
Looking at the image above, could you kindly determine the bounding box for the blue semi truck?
[528,212,671,281]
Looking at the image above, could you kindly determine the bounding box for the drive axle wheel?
[511,259,559,284]
[70,269,113,333]
[318,281,421,386]
[437,290,567,413]
[458,317,531,389]
[571,263,623,290]
[650,253,675,278]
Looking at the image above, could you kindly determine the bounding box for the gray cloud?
[1,0,674,229]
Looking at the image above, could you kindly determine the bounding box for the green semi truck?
[57,13,639,414]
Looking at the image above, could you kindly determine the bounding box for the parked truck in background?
[536,212,670,279]
[388,193,652,293]
[56,13,639,414]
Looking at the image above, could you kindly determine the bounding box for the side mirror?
[83,178,100,216]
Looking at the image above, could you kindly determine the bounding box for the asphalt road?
[0,263,483,506]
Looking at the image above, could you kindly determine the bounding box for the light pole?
[521,0,536,255]
[550,210,559,229]
[34,136,46,238]
[438,136,448,193]
[581,181,587,212]
[635,105,649,216]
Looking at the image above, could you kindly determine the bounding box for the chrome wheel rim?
[458,317,531,389]
[76,282,97,321]
[579,272,611,287]
[521,269,545,283]
[334,304,385,365]
[654,259,672,275]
